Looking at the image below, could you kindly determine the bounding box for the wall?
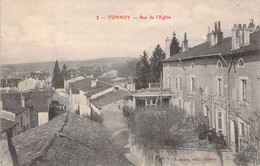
[0,110,15,121]
[15,109,31,135]
[64,76,85,92]
[162,51,260,152]
[18,78,44,91]
[129,142,236,166]
[38,112,48,126]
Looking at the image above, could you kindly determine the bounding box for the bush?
[129,106,191,149]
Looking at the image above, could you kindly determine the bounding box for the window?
[191,63,194,70]
[178,63,181,70]
[176,76,182,90]
[218,111,222,131]
[21,116,23,128]
[217,78,222,96]
[241,79,247,101]
[166,76,171,89]
[216,60,222,69]
[240,123,245,136]
[190,77,195,92]
[238,58,244,67]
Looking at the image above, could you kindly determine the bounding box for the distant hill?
[1,57,136,74]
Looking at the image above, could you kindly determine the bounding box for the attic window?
[216,60,222,69]
[238,58,244,67]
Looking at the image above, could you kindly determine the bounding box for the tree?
[62,64,67,71]
[170,31,181,56]
[134,51,151,90]
[150,44,166,83]
[52,60,64,89]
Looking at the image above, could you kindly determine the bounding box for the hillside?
[1,57,136,74]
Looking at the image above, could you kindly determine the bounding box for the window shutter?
[176,77,178,90]
[236,79,240,101]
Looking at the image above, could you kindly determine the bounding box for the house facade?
[64,75,85,93]
[18,78,45,91]
[162,21,260,152]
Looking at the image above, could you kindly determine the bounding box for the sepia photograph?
[1,0,260,165]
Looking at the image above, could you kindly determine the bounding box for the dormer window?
[216,60,222,69]
[238,58,245,68]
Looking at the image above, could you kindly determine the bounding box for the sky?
[1,0,260,64]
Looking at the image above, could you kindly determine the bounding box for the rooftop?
[162,31,260,62]
[0,118,17,133]
[0,78,21,88]
[24,90,51,112]
[30,72,51,80]
[3,107,29,115]
[133,88,174,97]
[0,112,131,166]
[90,90,131,109]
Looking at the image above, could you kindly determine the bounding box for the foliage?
[134,51,151,90]
[150,44,166,83]
[128,106,192,149]
[170,32,181,56]
[234,145,257,166]
[62,64,67,71]
[112,60,138,78]
[52,60,64,88]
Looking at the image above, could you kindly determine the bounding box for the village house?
[162,20,260,153]
[0,94,31,137]
[0,112,132,166]
[90,89,131,122]
[64,75,85,93]
[0,118,17,140]
[0,78,21,92]
[0,90,51,130]
[29,71,52,90]
[18,77,45,91]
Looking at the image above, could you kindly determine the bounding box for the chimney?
[182,32,188,52]
[91,78,97,87]
[206,27,210,42]
[165,36,171,58]
[215,22,217,31]
[21,92,25,107]
[218,21,221,31]
[209,21,223,46]
[232,20,254,50]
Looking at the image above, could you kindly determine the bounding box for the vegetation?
[150,44,166,83]
[126,106,192,149]
[134,51,151,90]
[170,31,181,56]
[52,60,64,88]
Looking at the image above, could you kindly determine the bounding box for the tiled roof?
[0,92,22,109]
[69,78,92,94]
[0,112,131,166]
[4,107,29,115]
[90,90,130,109]
[0,79,21,88]
[0,118,17,133]
[24,90,51,112]
[85,84,113,97]
[133,88,174,97]
[162,31,260,62]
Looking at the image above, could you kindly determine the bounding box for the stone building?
[162,20,260,153]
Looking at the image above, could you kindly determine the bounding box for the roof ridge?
[25,112,69,166]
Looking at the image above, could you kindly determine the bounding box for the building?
[162,20,260,153]
[18,77,45,91]
[0,78,21,92]
[131,83,174,110]
[0,94,32,137]
[90,89,131,120]
[24,90,51,127]
[64,75,85,93]
[0,118,17,139]
[0,112,132,166]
